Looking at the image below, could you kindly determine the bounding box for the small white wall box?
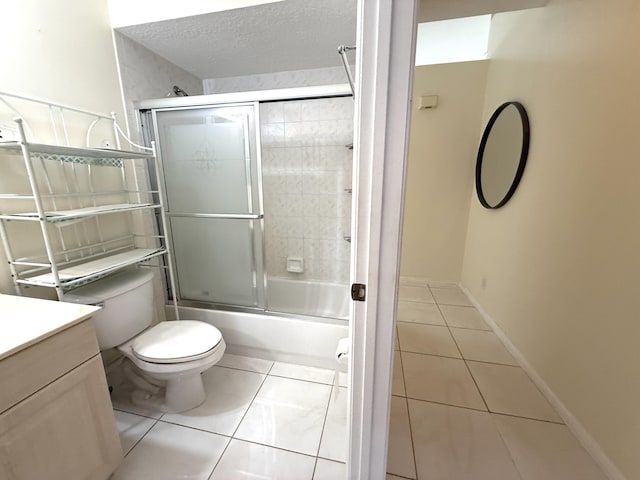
[419,95,438,109]
[286,256,304,273]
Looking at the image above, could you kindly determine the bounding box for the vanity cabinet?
[0,296,122,480]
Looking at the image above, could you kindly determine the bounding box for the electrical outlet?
[0,125,17,141]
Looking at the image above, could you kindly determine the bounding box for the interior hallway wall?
[400,61,488,282]
[0,0,125,296]
[461,1,640,478]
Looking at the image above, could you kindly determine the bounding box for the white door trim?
[348,0,418,478]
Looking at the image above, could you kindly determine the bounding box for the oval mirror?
[475,101,530,209]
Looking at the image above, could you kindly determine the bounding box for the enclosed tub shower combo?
[138,85,354,365]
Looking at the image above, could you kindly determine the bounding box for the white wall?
[0,0,126,297]
[113,32,203,143]
[203,66,351,94]
[401,61,488,282]
[462,1,640,478]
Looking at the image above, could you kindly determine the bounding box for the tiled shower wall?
[260,98,353,284]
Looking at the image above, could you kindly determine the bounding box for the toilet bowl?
[63,268,226,412]
[118,319,226,412]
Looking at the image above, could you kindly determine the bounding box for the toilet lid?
[131,320,223,364]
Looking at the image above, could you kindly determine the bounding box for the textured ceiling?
[117,0,357,80]
[116,0,549,81]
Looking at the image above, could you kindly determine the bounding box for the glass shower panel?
[158,107,257,214]
[170,217,260,306]
[154,105,264,308]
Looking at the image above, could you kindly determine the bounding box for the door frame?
[348,0,418,478]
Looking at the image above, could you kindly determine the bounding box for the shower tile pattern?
[260,98,353,284]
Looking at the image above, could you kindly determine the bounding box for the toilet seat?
[130,320,223,364]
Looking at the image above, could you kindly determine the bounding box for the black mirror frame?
[475,101,530,209]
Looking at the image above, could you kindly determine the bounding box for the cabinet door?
[0,355,122,480]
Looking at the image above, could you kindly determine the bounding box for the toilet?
[63,268,225,413]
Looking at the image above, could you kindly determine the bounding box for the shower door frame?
[138,85,353,316]
[148,101,266,311]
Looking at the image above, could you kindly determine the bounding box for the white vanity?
[0,294,122,480]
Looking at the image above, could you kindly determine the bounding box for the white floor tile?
[408,400,521,480]
[210,439,316,480]
[397,300,445,325]
[392,350,405,396]
[450,328,518,365]
[439,305,491,330]
[397,322,461,358]
[270,362,335,384]
[235,376,332,456]
[398,284,435,303]
[493,415,607,480]
[319,386,348,462]
[468,362,562,422]
[337,371,349,387]
[113,410,157,455]
[161,366,265,436]
[386,396,416,479]
[314,458,347,479]
[402,352,486,410]
[112,422,228,480]
[216,353,274,373]
[430,287,473,306]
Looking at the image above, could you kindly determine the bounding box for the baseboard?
[459,284,627,480]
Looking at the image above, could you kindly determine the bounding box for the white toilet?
[63,268,225,412]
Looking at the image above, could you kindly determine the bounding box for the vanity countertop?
[0,294,100,361]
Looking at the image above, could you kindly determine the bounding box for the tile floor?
[109,279,608,479]
[388,278,608,480]
[111,354,349,479]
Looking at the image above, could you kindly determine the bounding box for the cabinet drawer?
[0,355,122,480]
[0,319,99,413]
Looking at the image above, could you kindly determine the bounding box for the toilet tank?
[63,268,155,350]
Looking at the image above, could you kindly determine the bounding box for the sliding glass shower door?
[153,104,264,308]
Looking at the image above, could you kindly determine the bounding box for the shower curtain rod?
[338,45,356,97]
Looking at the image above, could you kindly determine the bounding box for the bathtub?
[265,277,350,320]
[165,305,349,370]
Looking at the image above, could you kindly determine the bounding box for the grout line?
[228,369,271,439]
[268,372,336,386]
[401,390,419,480]
[215,363,273,375]
[205,435,232,480]
[117,413,161,458]
[113,406,162,421]
[314,382,338,459]
[226,437,321,460]
[490,413,527,480]
[156,417,234,436]
[401,395,489,413]
[429,291,491,413]
[489,410,567,426]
